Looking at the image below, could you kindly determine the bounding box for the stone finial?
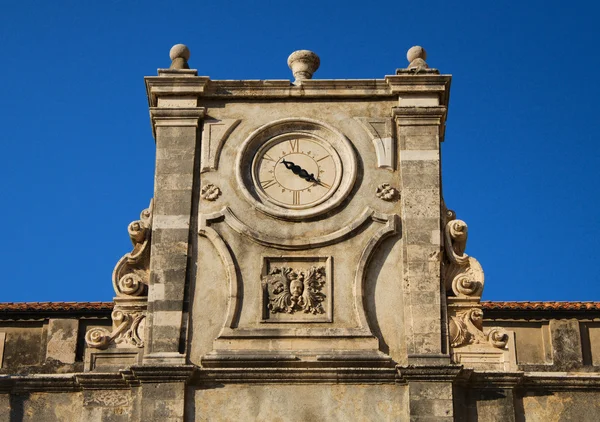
[287,50,320,82]
[169,44,191,70]
[406,46,428,71]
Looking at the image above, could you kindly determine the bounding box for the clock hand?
[281,159,317,183]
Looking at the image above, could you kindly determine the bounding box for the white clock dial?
[252,135,341,210]
[237,118,357,220]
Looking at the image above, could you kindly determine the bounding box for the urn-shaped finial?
[287,50,320,82]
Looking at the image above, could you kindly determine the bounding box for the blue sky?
[0,1,598,302]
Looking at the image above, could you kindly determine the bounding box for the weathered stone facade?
[1,45,599,421]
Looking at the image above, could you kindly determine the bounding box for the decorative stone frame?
[260,256,333,323]
[235,118,357,220]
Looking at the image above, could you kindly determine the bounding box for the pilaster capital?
[385,75,451,106]
[393,106,447,140]
[149,107,206,138]
[397,364,464,382]
[131,363,195,383]
[145,76,210,107]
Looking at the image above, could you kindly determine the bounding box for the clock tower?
[85,44,514,421]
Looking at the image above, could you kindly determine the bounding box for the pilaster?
[394,106,448,362]
[399,365,463,422]
[144,102,205,364]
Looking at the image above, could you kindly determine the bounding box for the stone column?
[394,106,448,363]
[144,104,205,364]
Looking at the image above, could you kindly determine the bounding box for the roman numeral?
[292,191,301,205]
[289,139,299,153]
[261,179,277,189]
[262,153,276,162]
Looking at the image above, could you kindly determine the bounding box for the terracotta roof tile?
[481,301,600,311]
[1,301,599,314]
[0,302,113,312]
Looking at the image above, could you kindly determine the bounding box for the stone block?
[522,391,600,422]
[156,146,193,160]
[402,173,440,189]
[397,125,439,136]
[155,173,194,191]
[151,228,190,244]
[2,326,44,369]
[402,134,439,150]
[406,244,441,263]
[46,319,78,364]
[403,188,440,219]
[550,319,583,370]
[411,332,443,355]
[401,159,439,175]
[410,398,453,417]
[149,253,188,271]
[410,382,453,400]
[470,389,516,422]
[155,157,195,174]
[193,384,408,421]
[150,269,188,288]
[153,191,193,215]
[142,383,186,421]
[155,126,199,149]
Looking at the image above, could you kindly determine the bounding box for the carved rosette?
[444,207,509,354]
[85,200,153,350]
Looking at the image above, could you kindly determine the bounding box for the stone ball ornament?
[406,45,429,71]
[406,45,427,63]
[169,43,191,61]
[169,43,191,69]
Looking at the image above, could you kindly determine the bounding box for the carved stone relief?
[201,183,222,201]
[261,257,332,323]
[264,266,326,315]
[375,183,399,201]
[85,200,152,350]
[355,117,394,170]
[200,118,241,173]
[443,207,514,370]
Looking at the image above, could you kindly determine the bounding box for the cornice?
[193,367,400,384]
[144,76,452,106]
[1,301,599,321]
[3,368,600,392]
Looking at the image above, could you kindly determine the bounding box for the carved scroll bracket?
[85,298,147,350]
[112,200,153,298]
[444,206,514,370]
[442,207,484,299]
[86,200,153,351]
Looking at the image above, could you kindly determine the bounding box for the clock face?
[252,135,342,210]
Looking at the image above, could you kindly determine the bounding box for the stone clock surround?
[236,117,356,220]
